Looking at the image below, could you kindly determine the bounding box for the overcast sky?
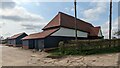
[0,0,119,39]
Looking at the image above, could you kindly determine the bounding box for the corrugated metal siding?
[10,39,16,45]
[29,40,35,49]
[38,40,44,49]
[34,39,44,50]
[22,39,45,50]
[8,33,27,46]
[44,36,61,48]
[16,33,28,45]
[7,40,11,45]
[22,36,88,50]
[22,40,29,46]
[44,36,88,48]
[22,40,35,49]
[7,39,16,45]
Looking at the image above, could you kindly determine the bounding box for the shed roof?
[22,12,102,40]
[42,12,101,36]
[9,32,26,39]
[43,12,94,32]
[22,28,59,40]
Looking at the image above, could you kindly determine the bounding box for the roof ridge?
[42,12,60,30]
[42,12,97,33]
[9,32,26,39]
[59,12,94,27]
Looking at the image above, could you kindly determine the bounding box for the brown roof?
[22,28,59,40]
[43,12,101,36]
[43,12,93,32]
[9,32,26,39]
[89,27,100,36]
[23,12,102,40]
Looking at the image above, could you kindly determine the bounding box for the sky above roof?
[0,0,119,39]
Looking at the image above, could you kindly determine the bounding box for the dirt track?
[1,44,120,66]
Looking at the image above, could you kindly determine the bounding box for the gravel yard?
[1,44,120,66]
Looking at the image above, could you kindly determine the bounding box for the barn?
[7,32,28,47]
[22,12,104,50]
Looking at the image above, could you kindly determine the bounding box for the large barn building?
[7,32,28,46]
[22,12,104,50]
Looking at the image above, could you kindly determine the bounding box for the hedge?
[57,39,120,55]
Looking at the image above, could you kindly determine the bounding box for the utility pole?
[74,0,77,42]
[109,0,112,39]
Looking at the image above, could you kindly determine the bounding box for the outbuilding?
[7,32,28,47]
[22,12,104,50]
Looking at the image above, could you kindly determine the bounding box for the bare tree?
[114,31,120,36]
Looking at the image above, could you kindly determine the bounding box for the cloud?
[0,32,12,38]
[21,24,40,30]
[0,0,16,9]
[1,6,44,22]
[118,16,120,30]
[1,14,43,22]
[2,15,26,21]
[82,2,107,21]
[118,1,120,16]
[0,22,5,28]
[20,22,47,33]
[21,23,46,31]
[101,17,119,39]
[35,2,41,6]
[0,2,16,9]
[65,5,76,13]
[0,0,46,38]
[71,7,74,11]
[0,0,44,22]
[65,8,69,12]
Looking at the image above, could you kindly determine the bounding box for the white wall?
[51,27,88,37]
[98,29,103,37]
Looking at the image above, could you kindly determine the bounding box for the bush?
[53,39,120,56]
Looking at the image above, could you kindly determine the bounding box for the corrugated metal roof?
[22,28,59,40]
[23,12,102,40]
[42,12,93,32]
[9,32,26,39]
[42,12,101,37]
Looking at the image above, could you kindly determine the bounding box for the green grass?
[48,46,120,57]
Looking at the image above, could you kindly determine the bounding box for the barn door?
[35,40,38,50]
[38,40,44,50]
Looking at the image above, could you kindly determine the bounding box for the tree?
[0,36,4,40]
[114,30,120,36]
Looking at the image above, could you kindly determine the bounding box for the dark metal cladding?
[7,33,28,46]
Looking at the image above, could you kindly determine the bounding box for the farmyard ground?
[0,44,120,66]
